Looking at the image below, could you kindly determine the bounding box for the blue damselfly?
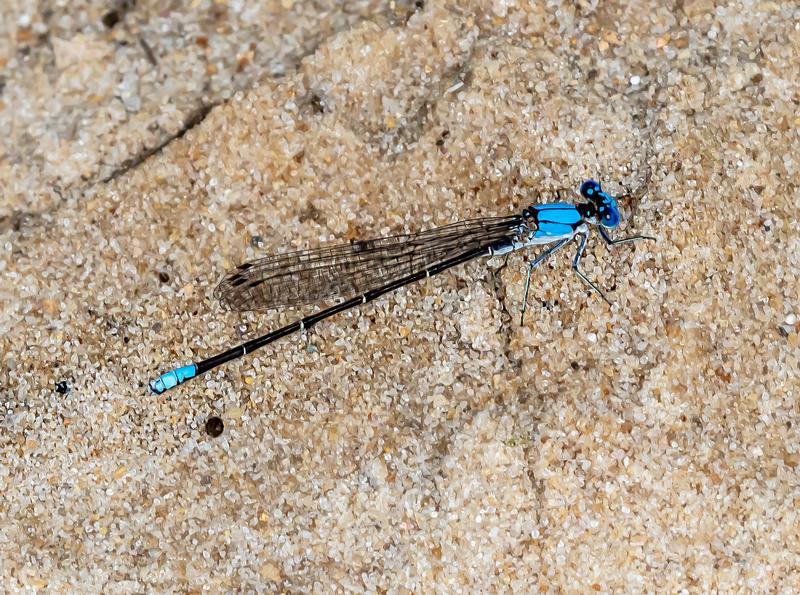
[150,180,654,394]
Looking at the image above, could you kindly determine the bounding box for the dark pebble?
[205,416,224,437]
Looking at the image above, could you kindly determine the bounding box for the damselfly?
[150,180,654,394]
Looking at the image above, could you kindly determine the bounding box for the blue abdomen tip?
[150,364,197,394]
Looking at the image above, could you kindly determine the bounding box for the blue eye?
[580,180,601,199]
[600,207,620,228]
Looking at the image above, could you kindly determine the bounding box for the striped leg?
[599,227,656,246]
[571,232,612,306]
[520,237,571,325]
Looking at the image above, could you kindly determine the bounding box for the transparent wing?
[215,215,523,311]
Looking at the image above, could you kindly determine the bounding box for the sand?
[1,0,799,591]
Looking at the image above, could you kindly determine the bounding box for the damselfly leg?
[520,237,571,325]
[571,232,612,306]
[599,227,656,246]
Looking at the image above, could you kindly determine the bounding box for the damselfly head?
[580,179,620,229]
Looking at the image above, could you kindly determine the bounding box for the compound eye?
[580,179,602,199]
[600,207,620,228]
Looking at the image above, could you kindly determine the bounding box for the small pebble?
[205,416,224,437]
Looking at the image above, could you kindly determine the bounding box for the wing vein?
[214,215,522,311]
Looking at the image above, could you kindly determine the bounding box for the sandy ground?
[1,0,799,592]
